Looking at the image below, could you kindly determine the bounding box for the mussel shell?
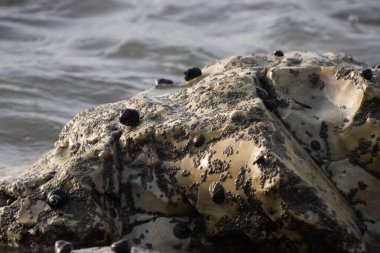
[47,189,68,208]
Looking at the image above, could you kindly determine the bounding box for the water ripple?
[0,0,379,176]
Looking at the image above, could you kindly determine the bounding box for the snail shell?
[184,67,202,81]
[173,223,191,239]
[256,86,269,100]
[111,239,130,253]
[119,108,140,127]
[55,240,73,253]
[361,68,373,80]
[209,181,225,204]
[192,135,205,147]
[47,189,68,208]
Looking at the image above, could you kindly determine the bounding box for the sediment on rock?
[0,51,379,253]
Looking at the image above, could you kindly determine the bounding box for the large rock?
[0,52,379,253]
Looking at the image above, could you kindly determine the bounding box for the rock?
[130,247,160,253]
[72,247,159,253]
[73,247,112,253]
[1,51,379,253]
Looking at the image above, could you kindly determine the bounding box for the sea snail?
[47,189,68,208]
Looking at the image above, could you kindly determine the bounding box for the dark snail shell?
[184,67,202,81]
[155,78,174,85]
[111,239,130,253]
[310,140,321,151]
[361,69,373,80]
[273,50,284,57]
[119,108,140,127]
[47,189,68,208]
[54,240,73,253]
[256,87,269,100]
[193,135,205,147]
[173,223,191,239]
[209,181,225,204]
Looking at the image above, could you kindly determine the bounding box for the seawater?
[1,0,380,175]
[0,0,380,250]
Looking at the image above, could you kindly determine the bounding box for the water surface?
[0,1,380,250]
[1,0,380,175]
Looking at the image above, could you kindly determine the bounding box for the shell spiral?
[47,189,67,208]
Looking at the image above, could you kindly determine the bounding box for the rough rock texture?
[0,52,379,253]
[71,246,158,253]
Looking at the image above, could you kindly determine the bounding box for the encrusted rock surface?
[72,246,158,253]
[1,51,379,253]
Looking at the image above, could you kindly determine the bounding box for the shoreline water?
[1,0,380,176]
[1,1,380,252]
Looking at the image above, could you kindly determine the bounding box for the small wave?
[0,23,42,41]
[27,0,132,18]
[0,0,380,178]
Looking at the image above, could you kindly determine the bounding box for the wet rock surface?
[72,246,159,253]
[1,51,379,252]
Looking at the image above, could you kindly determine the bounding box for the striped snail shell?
[47,189,68,208]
